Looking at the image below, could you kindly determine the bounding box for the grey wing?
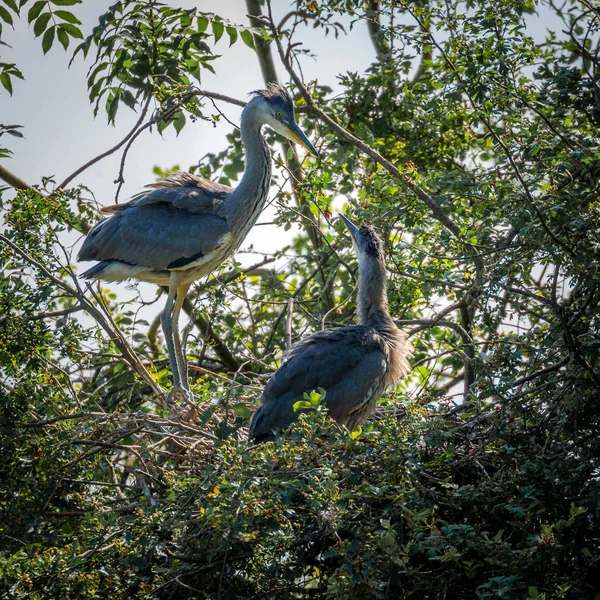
[78,203,230,271]
[249,327,388,441]
[101,172,232,216]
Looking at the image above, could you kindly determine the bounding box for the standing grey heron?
[78,84,318,403]
[249,215,412,442]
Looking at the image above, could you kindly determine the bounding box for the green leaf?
[197,16,208,33]
[232,403,251,419]
[56,26,69,49]
[212,19,224,42]
[188,60,200,81]
[241,29,255,50]
[106,91,120,123]
[33,12,51,37]
[2,0,19,13]
[173,112,186,135]
[156,118,169,134]
[293,400,314,413]
[226,25,237,46]
[27,0,45,23]
[54,9,80,24]
[58,22,82,39]
[42,25,55,54]
[0,5,13,25]
[120,89,136,109]
[309,388,325,406]
[0,71,13,94]
[350,427,362,439]
[50,0,81,5]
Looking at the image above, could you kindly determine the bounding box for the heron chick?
[249,215,412,442]
[78,84,318,404]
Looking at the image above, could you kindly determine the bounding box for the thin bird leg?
[161,278,186,402]
[172,281,192,394]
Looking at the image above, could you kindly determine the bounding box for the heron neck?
[357,257,392,327]
[227,108,272,231]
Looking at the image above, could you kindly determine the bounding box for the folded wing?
[249,327,388,441]
[79,173,232,271]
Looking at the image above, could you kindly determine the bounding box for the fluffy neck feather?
[357,254,392,327]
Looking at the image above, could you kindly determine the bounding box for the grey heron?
[249,215,412,442]
[78,84,318,404]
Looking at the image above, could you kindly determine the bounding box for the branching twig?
[285,298,294,350]
[57,95,152,190]
[264,0,472,256]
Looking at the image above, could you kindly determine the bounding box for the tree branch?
[0,233,167,402]
[246,0,334,312]
[57,95,152,190]
[0,164,41,193]
[366,0,391,60]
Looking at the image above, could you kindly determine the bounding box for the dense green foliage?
[1,0,600,598]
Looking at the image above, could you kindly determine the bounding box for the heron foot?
[167,385,195,410]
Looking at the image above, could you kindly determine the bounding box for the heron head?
[250,84,319,158]
[339,214,385,264]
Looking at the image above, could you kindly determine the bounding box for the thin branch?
[508,356,570,389]
[30,304,83,321]
[0,234,167,402]
[285,298,294,350]
[194,88,246,108]
[247,0,333,310]
[181,296,240,372]
[366,0,391,60]
[57,95,152,190]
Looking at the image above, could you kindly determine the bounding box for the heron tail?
[248,404,277,443]
[79,262,110,280]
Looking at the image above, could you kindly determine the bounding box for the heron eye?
[275,111,283,118]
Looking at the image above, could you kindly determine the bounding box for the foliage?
[1,0,600,598]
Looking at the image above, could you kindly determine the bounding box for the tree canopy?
[1,0,599,598]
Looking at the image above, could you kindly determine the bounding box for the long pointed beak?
[287,121,319,158]
[339,213,360,241]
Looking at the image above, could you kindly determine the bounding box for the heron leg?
[161,285,183,392]
[172,281,192,394]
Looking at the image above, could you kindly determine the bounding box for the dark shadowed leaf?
[1,0,19,13]
[56,26,69,49]
[41,25,55,54]
[0,5,13,25]
[27,0,44,23]
[33,12,51,37]
[54,9,80,24]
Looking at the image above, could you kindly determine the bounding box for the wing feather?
[79,203,230,271]
[100,172,232,216]
[249,327,388,440]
